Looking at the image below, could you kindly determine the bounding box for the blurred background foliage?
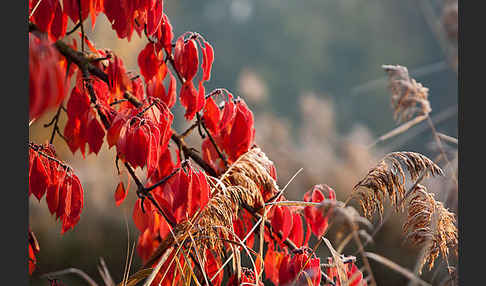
[29,0,458,285]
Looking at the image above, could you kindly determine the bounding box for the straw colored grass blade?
[353,151,443,218]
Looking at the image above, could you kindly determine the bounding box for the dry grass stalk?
[180,146,278,253]
[143,146,279,283]
[382,65,432,124]
[353,152,443,218]
[403,184,458,274]
[364,252,431,286]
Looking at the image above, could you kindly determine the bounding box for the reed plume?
[403,184,458,274]
[382,65,432,123]
[353,152,443,218]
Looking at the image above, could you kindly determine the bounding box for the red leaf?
[64,117,87,156]
[67,86,91,119]
[114,182,127,206]
[222,99,255,161]
[87,113,105,154]
[271,205,293,242]
[303,185,336,238]
[50,1,68,40]
[205,250,223,286]
[289,212,304,248]
[133,198,152,232]
[279,251,321,286]
[203,96,221,134]
[138,43,163,82]
[155,14,174,54]
[46,169,67,215]
[174,37,199,81]
[107,54,131,97]
[146,65,177,108]
[31,0,55,33]
[30,155,50,201]
[201,40,214,82]
[180,81,204,120]
[326,259,366,286]
[63,0,90,23]
[264,248,285,285]
[66,174,84,227]
[145,0,163,37]
[219,93,236,131]
[29,35,67,121]
[107,114,127,148]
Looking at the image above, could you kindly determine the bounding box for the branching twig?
[29,142,73,172]
[196,113,229,168]
[44,105,65,144]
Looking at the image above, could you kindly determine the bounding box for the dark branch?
[196,113,229,168]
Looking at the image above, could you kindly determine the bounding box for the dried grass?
[382,65,432,124]
[353,152,443,218]
[143,146,279,284]
[177,146,278,254]
[403,184,458,274]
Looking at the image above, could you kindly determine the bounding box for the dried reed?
[353,152,443,218]
[382,65,432,124]
[403,184,458,274]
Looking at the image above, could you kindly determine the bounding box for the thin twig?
[44,105,64,144]
[29,143,73,172]
[369,115,428,148]
[196,113,229,168]
[41,268,99,286]
[365,252,432,286]
[66,21,82,36]
[436,133,458,145]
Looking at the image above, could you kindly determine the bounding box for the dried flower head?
[403,184,458,274]
[382,65,432,123]
[353,152,443,218]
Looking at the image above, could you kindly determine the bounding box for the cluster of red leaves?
[227,268,263,286]
[263,185,336,285]
[201,92,256,173]
[143,248,222,286]
[64,82,105,156]
[325,259,367,286]
[268,185,336,247]
[29,0,68,41]
[304,184,337,237]
[265,248,321,286]
[131,162,212,263]
[173,33,214,120]
[29,144,84,234]
[29,0,166,42]
[29,34,67,122]
[107,99,173,177]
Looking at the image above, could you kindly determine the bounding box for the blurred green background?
[29,0,458,285]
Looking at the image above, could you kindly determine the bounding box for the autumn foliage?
[28,0,457,285]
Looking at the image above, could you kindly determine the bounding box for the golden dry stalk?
[143,147,279,273]
[382,65,432,123]
[174,146,279,255]
[403,184,458,274]
[353,152,443,218]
